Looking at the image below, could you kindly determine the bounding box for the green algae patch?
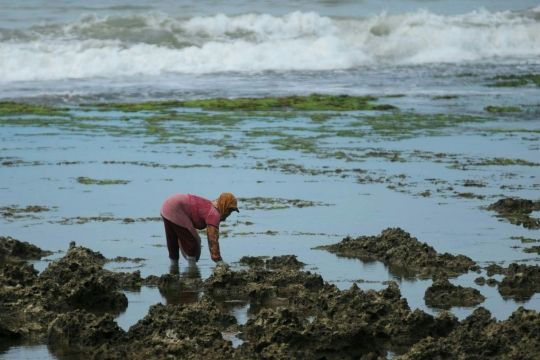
[182,94,396,111]
[448,157,540,170]
[485,106,522,113]
[0,102,70,117]
[238,197,333,211]
[487,74,540,87]
[510,236,539,244]
[52,216,161,225]
[360,112,489,139]
[76,177,131,185]
[88,95,396,112]
[91,100,184,112]
[433,95,459,100]
[1,205,52,220]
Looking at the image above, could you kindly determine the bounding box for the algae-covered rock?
[487,198,540,229]
[0,317,24,340]
[316,228,475,278]
[265,255,306,269]
[89,296,237,360]
[0,236,53,260]
[239,256,265,267]
[290,282,458,348]
[0,242,130,340]
[424,278,485,309]
[204,265,324,295]
[238,306,384,360]
[395,307,540,360]
[475,276,486,285]
[0,262,38,287]
[152,272,204,291]
[486,263,506,276]
[498,263,540,300]
[47,310,125,348]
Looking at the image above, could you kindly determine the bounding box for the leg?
[169,223,200,260]
[163,216,180,261]
[163,217,201,263]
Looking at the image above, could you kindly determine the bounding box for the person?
[160,192,239,268]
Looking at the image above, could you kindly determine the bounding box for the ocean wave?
[1,9,539,81]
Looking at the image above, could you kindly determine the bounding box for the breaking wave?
[1,8,539,81]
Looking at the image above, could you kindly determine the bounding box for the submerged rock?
[498,263,540,300]
[316,228,475,279]
[0,242,129,339]
[0,236,53,260]
[395,307,540,360]
[424,278,485,309]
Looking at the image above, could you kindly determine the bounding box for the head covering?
[217,192,239,216]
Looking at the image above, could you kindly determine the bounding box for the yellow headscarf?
[216,192,239,216]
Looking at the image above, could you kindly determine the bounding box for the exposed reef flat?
[2,237,540,359]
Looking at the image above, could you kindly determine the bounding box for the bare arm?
[206,225,222,262]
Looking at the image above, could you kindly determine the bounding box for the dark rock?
[1,262,38,287]
[395,307,540,359]
[316,228,475,279]
[238,306,383,359]
[486,263,506,277]
[47,310,125,348]
[89,296,237,359]
[154,273,204,291]
[0,236,53,260]
[498,263,540,300]
[486,198,540,229]
[239,256,265,267]
[0,317,24,340]
[290,282,458,348]
[204,265,324,295]
[0,243,129,340]
[265,255,306,269]
[424,278,485,309]
[475,276,486,285]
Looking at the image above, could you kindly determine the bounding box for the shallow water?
[1,0,540,358]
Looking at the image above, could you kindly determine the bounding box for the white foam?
[1,9,539,81]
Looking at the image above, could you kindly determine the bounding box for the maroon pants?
[162,216,200,261]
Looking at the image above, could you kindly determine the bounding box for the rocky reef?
[2,235,540,359]
[315,227,476,279]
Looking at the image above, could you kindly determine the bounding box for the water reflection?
[159,265,202,306]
